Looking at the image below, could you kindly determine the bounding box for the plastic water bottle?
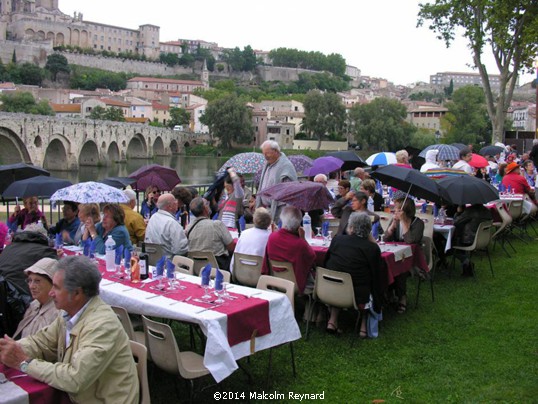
[105,235,116,272]
[367,196,375,212]
[303,212,312,241]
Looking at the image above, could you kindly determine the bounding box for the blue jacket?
[49,217,80,241]
[94,223,132,254]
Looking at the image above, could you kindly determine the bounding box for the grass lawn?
[148,234,538,403]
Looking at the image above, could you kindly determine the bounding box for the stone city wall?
[0,40,52,65]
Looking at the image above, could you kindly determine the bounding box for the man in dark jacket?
[453,204,492,276]
[0,224,58,336]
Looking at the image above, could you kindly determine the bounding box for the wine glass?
[327,230,333,243]
[315,227,322,237]
[214,283,225,304]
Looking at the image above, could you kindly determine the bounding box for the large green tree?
[302,90,346,150]
[89,106,125,121]
[441,85,489,145]
[348,97,414,151]
[45,53,70,80]
[0,92,54,115]
[168,107,190,128]
[418,0,538,144]
[199,94,253,149]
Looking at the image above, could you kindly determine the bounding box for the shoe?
[326,322,342,335]
[359,329,368,339]
[397,303,407,314]
[461,262,474,277]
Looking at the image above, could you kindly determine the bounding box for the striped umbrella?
[366,152,397,166]
[424,168,467,180]
[419,144,460,161]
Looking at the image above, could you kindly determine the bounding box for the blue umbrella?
[419,144,460,161]
[366,152,397,166]
[2,176,72,198]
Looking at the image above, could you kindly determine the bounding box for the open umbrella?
[99,177,136,189]
[370,165,442,203]
[254,154,313,184]
[419,144,460,161]
[469,153,489,169]
[128,164,181,191]
[438,175,499,205]
[451,143,467,150]
[257,181,335,211]
[218,152,265,174]
[50,181,130,204]
[304,156,344,177]
[2,176,72,198]
[424,168,467,180]
[366,152,397,166]
[325,151,367,170]
[0,163,50,194]
[479,145,505,157]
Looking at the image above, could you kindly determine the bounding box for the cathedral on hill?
[0,0,160,58]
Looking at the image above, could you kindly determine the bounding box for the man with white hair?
[145,193,188,258]
[120,189,146,245]
[350,167,367,193]
[256,140,297,221]
[261,206,316,295]
[420,149,440,173]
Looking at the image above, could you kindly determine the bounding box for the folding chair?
[451,220,494,278]
[187,251,219,275]
[232,252,263,287]
[130,341,151,404]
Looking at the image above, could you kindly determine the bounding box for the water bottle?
[367,196,375,212]
[105,235,116,272]
[303,212,312,241]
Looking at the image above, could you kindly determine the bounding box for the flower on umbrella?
[50,182,130,204]
[218,152,266,174]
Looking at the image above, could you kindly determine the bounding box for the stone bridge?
[0,112,209,170]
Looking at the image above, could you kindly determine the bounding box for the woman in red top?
[501,162,536,201]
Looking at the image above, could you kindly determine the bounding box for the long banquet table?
[64,247,301,383]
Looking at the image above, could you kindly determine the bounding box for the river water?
[48,155,229,186]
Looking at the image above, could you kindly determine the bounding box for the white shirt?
[452,160,473,174]
[145,210,188,258]
[229,227,271,273]
[64,298,92,346]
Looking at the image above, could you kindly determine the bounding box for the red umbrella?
[257,181,335,211]
[469,153,488,168]
[128,164,181,191]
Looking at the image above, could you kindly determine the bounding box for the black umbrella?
[0,163,50,194]
[479,145,505,157]
[325,151,368,170]
[2,175,72,198]
[437,175,499,205]
[451,143,467,150]
[370,165,442,203]
[99,177,136,189]
[404,146,425,170]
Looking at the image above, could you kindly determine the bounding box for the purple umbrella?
[304,156,344,177]
[254,154,313,184]
[257,181,335,211]
[128,164,181,191]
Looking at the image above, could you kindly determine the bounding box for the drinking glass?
[214,286,224,304]
[167,272,178,290]
[315,227,322,237]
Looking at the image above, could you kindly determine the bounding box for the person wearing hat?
[420,149,440,173]
[12,258,59,339]
[501,162,536,201]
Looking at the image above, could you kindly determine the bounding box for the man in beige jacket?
[0,255,139,404]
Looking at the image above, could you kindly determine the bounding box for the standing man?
[256,140,297,222]
[0,255,139,404]
[452,147,474,174]
[120,189,146,246]
[145,193,189,258]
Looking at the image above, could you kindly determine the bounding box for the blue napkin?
[433,205,439,217]
[124,248,131,269]
[54,233,62,249]
[421,203,427,213]
[376,180,383,195]
[89,239,97,258]
[83,238,90,256]
[277,219,282,229]
[115,245,124,266]
[388,188,393,198]
[372,221,379,239]
[201,264,211,286]
[215,268,224,291]
[156,256,166,277]
[212,212,218,220]
[166,259,175,278]
[507,185,512,193]
[322,221,329,237]
[238,215,246,231]
[498,183,504,192]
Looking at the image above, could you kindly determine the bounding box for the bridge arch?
[0,126,31,164]
[43,139,69,170]
[126,134,147,159]
[170,139,179,154]
[107,141,120,163]
[79,140,100,166]
[153,136,165,155]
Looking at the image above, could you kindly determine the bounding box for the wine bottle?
[139,242,149,280]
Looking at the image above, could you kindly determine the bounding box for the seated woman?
[64,203,101,246]
[360,179,384,211]
[12,257,59,339]
[217,168,244,229]
[324,212,382,337]
[8,196,47,232]
[140,185,160,219]
[383,197,424,314]
[172,186,193,228]
[85,204,132,254]
[335,191,381,236]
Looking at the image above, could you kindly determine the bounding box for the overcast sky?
[61,0,535,86]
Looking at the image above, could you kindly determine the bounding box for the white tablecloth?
[98,274,301,383]
[1,379,29,404]
[433,224,455,252]
[379,244,412,261]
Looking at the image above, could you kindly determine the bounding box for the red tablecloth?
[87,253,271,347]
[0,364,70,404]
